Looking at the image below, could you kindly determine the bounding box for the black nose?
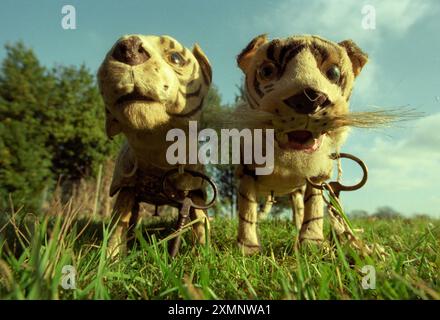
[112,36,150,66]
[283,88,330,114]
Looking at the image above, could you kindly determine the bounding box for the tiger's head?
[98,34,212,138]
[237,34,367,156]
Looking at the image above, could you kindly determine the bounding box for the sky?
[1,0,439,217]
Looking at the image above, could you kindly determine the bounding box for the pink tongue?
[287,130,312,144]
[306,139,320,153]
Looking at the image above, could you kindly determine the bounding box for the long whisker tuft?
[325,107,423,130]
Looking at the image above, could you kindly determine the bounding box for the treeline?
[350,207,432,219]
[0,42,126,210]
[0,44,104,209]
[0,42,239,213]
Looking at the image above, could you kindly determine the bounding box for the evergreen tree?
[0,42,54,209]
[0,42,121,210]
[45,65,120,182]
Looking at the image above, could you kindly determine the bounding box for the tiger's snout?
[112,36,151,66]
[283,88,331,114]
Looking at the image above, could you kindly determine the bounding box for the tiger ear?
[192,43,212,85]
[105,108,122,139]
[237,34,268,72]
[339,39,368,77]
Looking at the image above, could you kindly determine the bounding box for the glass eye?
[326,65,341,83]
[169,52,185,66]
[258,62,278,80]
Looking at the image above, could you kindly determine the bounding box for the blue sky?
[1,0,439,216]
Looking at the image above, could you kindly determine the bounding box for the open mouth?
[116,91,157,104]
[279,130,323,153]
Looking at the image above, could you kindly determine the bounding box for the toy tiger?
[97,34,212,258]
[234,34,369,254]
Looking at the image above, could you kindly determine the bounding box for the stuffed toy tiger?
[98,34,212,258]
[234,34,369,254]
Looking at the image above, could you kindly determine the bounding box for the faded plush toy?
[98,34,212,258]
[234,34,369,254]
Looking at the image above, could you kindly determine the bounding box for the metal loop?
[307,153,368,193]
[161,168,218,209]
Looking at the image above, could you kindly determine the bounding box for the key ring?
[160,168,218,209]
[307,153,368,196]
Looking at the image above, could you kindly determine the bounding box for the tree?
[373,206,402,219]
[0,42,121,210]
[44,65,120,182]
[201,86,237,217]
[0,42,54,209]
[349,209,369,218]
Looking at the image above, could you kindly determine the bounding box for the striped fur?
[235,35,368,254]
[97,35,212,258]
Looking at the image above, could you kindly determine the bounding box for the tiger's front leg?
[107,188,138,259]
[290,186,306,231]
[237,175,260,254]
[189,193,210,246]
[299,182,324,244]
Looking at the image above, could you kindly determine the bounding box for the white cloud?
[350,59,379,103]
[351,112,440,192]
[257,0,437,47]
[375,0,434,34]
[339,112,440,216]
[251,0,438,113]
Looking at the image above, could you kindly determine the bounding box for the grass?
[0,208,439,300]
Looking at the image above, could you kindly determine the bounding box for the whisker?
[329,107,422,129]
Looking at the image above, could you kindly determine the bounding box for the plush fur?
[234,34,368,254]
[98,34,212,257]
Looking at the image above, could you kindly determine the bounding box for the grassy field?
[0,209,438,300]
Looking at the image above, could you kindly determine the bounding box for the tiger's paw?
[106,235,127,260]
[238,240,261,255]
[299,237,330,253]
[300,237,324,245]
